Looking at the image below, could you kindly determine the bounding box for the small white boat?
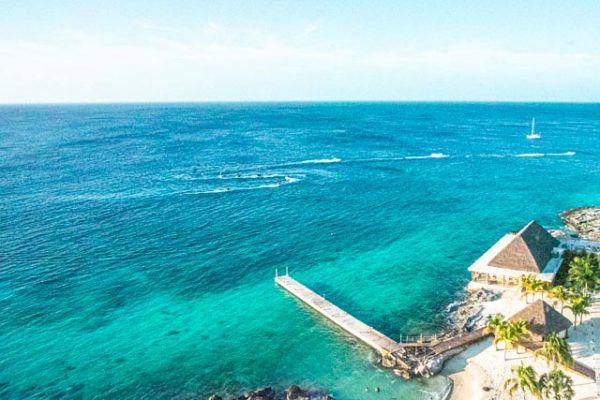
[526,118,541,140]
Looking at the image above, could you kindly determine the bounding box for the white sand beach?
[446,285,599,400]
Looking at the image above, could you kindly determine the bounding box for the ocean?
[1,102,600,399]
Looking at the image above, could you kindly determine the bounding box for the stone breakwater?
[561,206,600,240]
[208,386,334,400]
[376,287,499,379]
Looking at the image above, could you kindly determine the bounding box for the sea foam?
[514,151,576,158]
[196,173,302,195]
[298,157,342,164]
[405,153,449,160]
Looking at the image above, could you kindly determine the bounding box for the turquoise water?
[1,103,600,399]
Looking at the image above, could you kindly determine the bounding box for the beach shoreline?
[441,284,598,400]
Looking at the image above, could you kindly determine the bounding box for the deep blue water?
[1,103,600,399]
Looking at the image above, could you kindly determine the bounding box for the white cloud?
[203,22,221,36]
[303,23,319,36]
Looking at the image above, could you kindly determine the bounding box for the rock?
[208,396,222,400]
[286,385,309,400]
[425,356,444,375]
[225,386,333,400]
[237,387,275,400]
[413,362,428,377]
[445,299,467,314]
[464,308,483,331]
[380,353,397,368]
[253,388,275,400]
[285,386,335,400]
[562,207,600,240]
[393,369,411,379]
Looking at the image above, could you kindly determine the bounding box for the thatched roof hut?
[489,221,559,273]
[509,299,572,340]
[468,220,562,286]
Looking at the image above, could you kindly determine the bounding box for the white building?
[468,221,562,286]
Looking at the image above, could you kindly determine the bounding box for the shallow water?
[1,103,600,399]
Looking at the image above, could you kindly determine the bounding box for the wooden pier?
[275,274,404,355]
[430,328,489,354]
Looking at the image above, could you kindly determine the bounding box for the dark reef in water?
[209,385,334,400]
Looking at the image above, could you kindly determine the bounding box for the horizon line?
[2,99,600,106]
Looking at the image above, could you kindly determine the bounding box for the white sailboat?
[526,118,541,140]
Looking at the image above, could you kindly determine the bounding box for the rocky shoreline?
[444,287,500,334]
[208,386,334,400]
[561,206,600,240]
[376,287,499,379]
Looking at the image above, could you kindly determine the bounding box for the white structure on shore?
[468,221,562,286]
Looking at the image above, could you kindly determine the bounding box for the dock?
[274,274,491,359]
[430,327,489,354]
[274,274,404,356]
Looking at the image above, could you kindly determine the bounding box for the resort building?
[468,221,561,286]
[508,299,572,340]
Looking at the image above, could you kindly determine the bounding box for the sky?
[1,0,600,103]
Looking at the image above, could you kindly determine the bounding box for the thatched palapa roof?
[489,220,559,273]
[509,299,572,337]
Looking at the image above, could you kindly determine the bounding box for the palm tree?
[493,323,510,357]
[484,313,506,350]
[520,275,537,303]
[568,254,599,295]
[538,369,574,400]
[548,286,570,314]
[520,275,552,302]
[509,319,531,354]
[567,296,591,328]
[496,320,530,359]
[504,363,541,400]
[534,332,574,369]
[535,280,552,300]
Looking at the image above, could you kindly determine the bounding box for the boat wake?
[178,172,304,195]
[515,153,545,157]
[44,148,579,202]
[476,151,576,159]
[195,182,284,194]
[347,153,450,164]
[514,151,576,158]
[404,152,449,160]
[217,173,287,180]
[169,149,576,197]
[298,157,342,164]
[209,153,451,173]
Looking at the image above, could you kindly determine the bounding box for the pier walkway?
[275,274,404,355]
[430,328,490,355]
